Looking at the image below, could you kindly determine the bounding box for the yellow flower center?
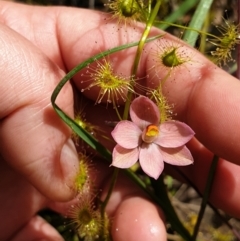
[142,124,159,143]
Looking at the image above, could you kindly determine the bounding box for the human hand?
[0,2,166,240]
[0,2,240,241]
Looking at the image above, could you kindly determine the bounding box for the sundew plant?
[43,0,240,240]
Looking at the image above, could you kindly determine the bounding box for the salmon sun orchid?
[111,96,195,179]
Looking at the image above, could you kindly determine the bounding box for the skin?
[0,1,240,240]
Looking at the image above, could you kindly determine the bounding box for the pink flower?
[111,96,195,179]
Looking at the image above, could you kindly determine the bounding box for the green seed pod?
[120,0,140,17]
[162,48,182,68]
[106,0,145,23]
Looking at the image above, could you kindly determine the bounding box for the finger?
[0,23,79,201]
[10,216,64,241]
[0,158,46,240]
[112,197,167,241]
[103,172,167,241]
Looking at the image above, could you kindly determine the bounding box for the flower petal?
[161,146,194,166]
[139,143,164,179]
[112,145,139,168]
[155,121,195,148]
[111,120,142,149]
[130,96,160,129]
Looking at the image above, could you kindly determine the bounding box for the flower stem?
[154,20,221,41]
[100,168,119,240]
[123,0,162,120]
[114,104,123,121]
[191,154,219,241]
[100,168,119,220]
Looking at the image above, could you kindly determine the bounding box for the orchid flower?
[111,96,195,179]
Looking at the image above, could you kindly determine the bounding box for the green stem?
[114,103,123,121]
[100,168,119,240]
[123,0,162,120]
[133,0,162,74]
[191,154,219,241]
[147,0,151,17]
[101,168,119,216]
[199,12,210,53]
[154,20,221,41]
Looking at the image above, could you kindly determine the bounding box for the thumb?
[0,23,79,201]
